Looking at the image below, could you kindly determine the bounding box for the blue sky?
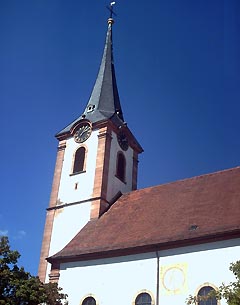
[1,0,239,276]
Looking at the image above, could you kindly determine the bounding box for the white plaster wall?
[58,130,99,204]
[158,239,240,305]
[45,201,92,282]
[58,239,240,305]
[49,202,92,257]
[45,131,99,282]
[107,132,134,201]
[59,253,157,305]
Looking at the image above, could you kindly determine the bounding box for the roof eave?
[47,228,240,264]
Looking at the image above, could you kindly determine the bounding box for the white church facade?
[38,10,240,305]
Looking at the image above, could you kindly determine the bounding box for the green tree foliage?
[186,261,240,305]
[0,236,68,305]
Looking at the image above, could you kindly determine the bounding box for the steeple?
[57,16,124,137]
[82,18,124,123]
[39,6,143,283]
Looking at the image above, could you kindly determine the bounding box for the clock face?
[117,131,129,151]
[162,266,185,293]
[74,123,92,143]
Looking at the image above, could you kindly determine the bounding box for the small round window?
[87,104,95,113]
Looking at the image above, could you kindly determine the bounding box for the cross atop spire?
[107,2,117,19]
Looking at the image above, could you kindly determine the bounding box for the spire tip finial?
[107,1,116,24]
[108,18,114,25]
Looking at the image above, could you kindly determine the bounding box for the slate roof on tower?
[56,18,124,137]
[48,166,240,264]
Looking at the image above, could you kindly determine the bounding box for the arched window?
[135,293,152,305]
[116,152,126,182]
[73,147,86,174]
[197,286,217,305]
[82,296,96,305]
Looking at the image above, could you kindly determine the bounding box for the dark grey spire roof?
[57,20,124,136]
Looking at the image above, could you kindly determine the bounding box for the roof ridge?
[125,166,240,196]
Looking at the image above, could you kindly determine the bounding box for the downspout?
[156,251,160,305]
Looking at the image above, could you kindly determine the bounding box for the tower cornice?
[56,119,143,154]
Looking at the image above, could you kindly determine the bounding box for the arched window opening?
[82,296,96,305]
[73,147,86,174]
[198,286,217,305]
[135,293,152,305]
[116,152,126,182]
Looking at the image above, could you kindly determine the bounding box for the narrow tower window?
[116,152,126,182]
[73,147,86,174]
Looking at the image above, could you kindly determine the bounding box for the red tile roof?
[48,167,240,263]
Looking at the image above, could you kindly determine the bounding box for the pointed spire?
[57,13,124,137]
[81,17,124,124]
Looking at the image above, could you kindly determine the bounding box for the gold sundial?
[161,263,188,295]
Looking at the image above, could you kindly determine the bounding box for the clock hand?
[79,126,88,137]
[81,131,88,138]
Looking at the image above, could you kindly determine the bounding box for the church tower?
[38,14,143,282]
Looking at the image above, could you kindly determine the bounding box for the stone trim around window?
[132,289,155,305]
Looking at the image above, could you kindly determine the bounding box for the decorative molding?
[47,230,240,264]
[47,196,108,211]
[91,126,112,219]
[194,282,221,305]
[49,262,60,283]
[71,144,88,174]
[132,290,155,305]
[38,141,66,282]
[69,170,86,177]
[58,140,67,151]
[79,294,99,305]
[132,151,139,190]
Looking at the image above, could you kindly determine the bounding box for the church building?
[38,10,240,305]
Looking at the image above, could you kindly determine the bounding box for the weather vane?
[107,2,117,19]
